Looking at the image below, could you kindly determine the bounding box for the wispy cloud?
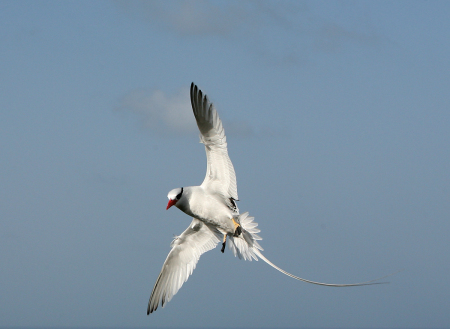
[116,0,251,37]
[116,86,256,138]
[117,87,196,136]
[313,22,382,53]
[115,1,386,65]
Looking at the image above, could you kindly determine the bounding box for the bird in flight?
[147,83,390,314]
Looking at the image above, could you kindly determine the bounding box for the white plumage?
[147,218,221,313]
[147,83,391,315]
[191,83,239,207]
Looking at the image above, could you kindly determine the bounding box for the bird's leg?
[221,235,227,253]
[232,218,242,237]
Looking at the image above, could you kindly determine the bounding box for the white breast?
[178,186,236,233]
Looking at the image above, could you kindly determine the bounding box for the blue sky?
[1,1,450,327]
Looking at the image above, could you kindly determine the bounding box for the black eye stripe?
[176,187,184,200]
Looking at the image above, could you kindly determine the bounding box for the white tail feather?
[231,212,396,287]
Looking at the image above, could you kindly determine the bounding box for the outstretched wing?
[190,83,239,202]
[147,218,222,314]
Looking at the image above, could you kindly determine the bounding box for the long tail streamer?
[236,212,399,287]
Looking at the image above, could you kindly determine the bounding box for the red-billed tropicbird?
[147,83,390,314]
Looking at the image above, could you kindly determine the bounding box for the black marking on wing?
[229,198,238,212]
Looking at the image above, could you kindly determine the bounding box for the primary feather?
[147,219,221,314]
[191,83,239,203]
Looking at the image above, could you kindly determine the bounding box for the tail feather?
[253,248,398,287]
[227,212,262,261]
[231,212,396,286]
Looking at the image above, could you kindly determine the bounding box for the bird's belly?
[188,199,236,233]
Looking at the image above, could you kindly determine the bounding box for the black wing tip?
[191,82,198,95]
[190,82,200,105]
[190,82,203,99]
[190,83,196,110]
[147,304,157,315]
[147,302,153,315]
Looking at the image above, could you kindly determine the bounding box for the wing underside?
[147,218,222,314]
[190,83,238,202]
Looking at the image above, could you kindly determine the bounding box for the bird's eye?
[176,187,183,200]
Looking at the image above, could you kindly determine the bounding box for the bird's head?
[166,187,183,210]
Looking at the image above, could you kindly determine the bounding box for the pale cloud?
[115,1,386,65]
[116,0,302,39]
[116,0,244,37]
[313,22,382,53]
[116,86,256,138]
[117,87,197,136]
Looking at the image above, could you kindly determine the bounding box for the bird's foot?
[221,242,226,253]
[221,235,227,253]
[232,218,242,237]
